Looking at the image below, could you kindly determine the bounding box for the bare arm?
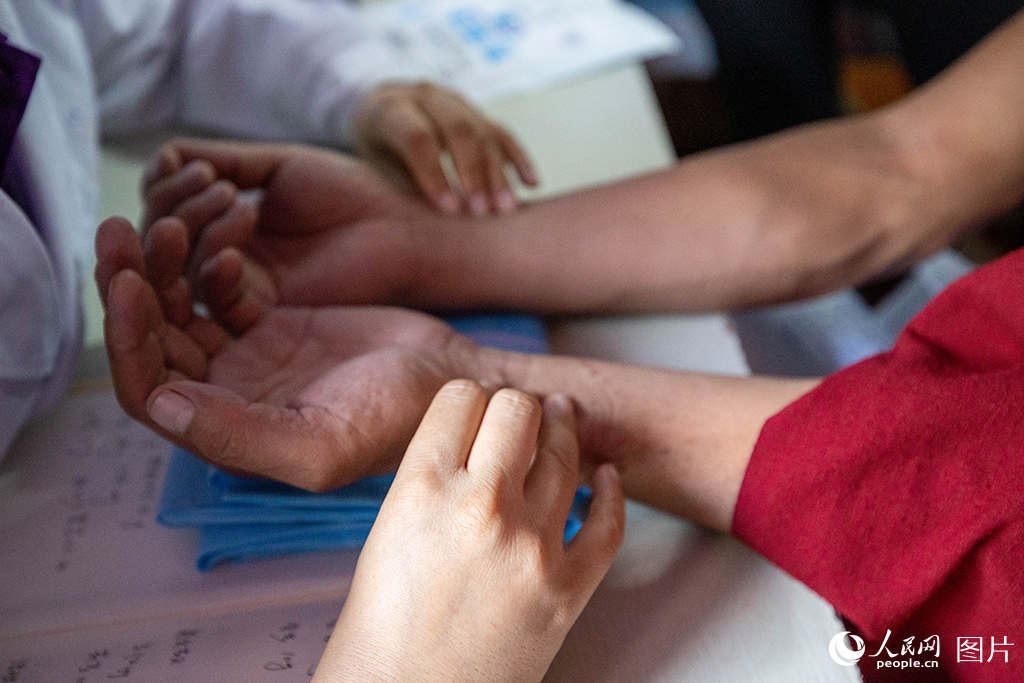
[493,350,820,531]
[401,8,1024,312]
[137,12,1024,317]
[97,212,816,529]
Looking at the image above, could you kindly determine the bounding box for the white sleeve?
[81,0,394,145]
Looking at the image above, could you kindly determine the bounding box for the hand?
[140,138,438,330]
[351,81,538,215]
[95,214,503,490]
[314,381,625,683]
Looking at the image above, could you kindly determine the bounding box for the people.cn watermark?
[829,631,1015,670]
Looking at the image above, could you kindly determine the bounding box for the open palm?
[97,216,492,491]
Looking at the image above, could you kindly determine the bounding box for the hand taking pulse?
[313,381,625,683]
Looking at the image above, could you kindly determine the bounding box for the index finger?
[153,137,298,191]
[400,380,488,481]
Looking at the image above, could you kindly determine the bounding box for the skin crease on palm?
[96,215,509,490]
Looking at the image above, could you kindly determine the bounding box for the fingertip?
[542,392,576,428]
[96,215,135,246]
[198,247,244,293]
[494,189,516,214]
[142,146,182,190]
[567,463,625,567]
[495,127,538,187]
[468,193,489,217]
[593,462,623,501]
[148,389,196,436]
[435,378,488,406]
[143,216,190,291]
[105,269,155,347]
[591,462,626,544]
[95,216,142,264]
[517,162,539,188]
[435,191,461,214]
[401,379,488,476]
[197,248,243,311]
[184,158,217,186]
[95,217,144,307]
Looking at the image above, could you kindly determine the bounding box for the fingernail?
[437,192,460,214]
[469,194,489,216]
[495,190,516,213]
[149,391,195,434]
[142,156,167,186]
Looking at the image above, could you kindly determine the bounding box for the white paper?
[0,599,343,682]
[0,391,358,640]
[343,0,682,103]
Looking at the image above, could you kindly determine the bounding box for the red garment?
[733,248,1024,683]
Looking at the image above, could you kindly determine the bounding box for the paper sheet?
[0,599,343,681]
[342,0,682,103]
[0,391,357,640]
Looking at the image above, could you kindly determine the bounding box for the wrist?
[398,214,484,310]
[498,349,819,532]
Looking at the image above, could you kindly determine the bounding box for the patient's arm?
[139,11,1024,318]
[98,211,817,525]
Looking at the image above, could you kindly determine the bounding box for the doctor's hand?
[140,138,449,331]
[351,81,538,215]
[313,381,624,683]
[95,215,506,490]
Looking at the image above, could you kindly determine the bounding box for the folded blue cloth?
[157,313,591,570]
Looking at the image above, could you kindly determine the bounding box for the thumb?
[146,381,371,492]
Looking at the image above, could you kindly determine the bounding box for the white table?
[90,61,857,682]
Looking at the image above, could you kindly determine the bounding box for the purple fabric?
[0,33,40,175]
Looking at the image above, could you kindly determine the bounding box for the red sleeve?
[732,249,1024,682]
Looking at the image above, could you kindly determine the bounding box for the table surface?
[87,61,858,682]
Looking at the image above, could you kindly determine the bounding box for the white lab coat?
[0,0,401,457]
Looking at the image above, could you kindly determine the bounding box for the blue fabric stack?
[157,314,591,570]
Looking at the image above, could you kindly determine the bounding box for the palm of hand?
[193,305,476,489]
[100,213,479,492]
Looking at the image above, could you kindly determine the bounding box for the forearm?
[884,8,1024,239]
[404,10,1024,314]
[486,347,819,531]
[409,124,930,313]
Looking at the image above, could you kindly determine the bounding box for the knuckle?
[491,388,540,418]
[437,379,486,404]
[462,476,509,523]
[402,125,436,152]
[205,417,248,473]
[537,442,577,478]
[413,80,436,98]
[447,118,477,143]
[454,488,504,542]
